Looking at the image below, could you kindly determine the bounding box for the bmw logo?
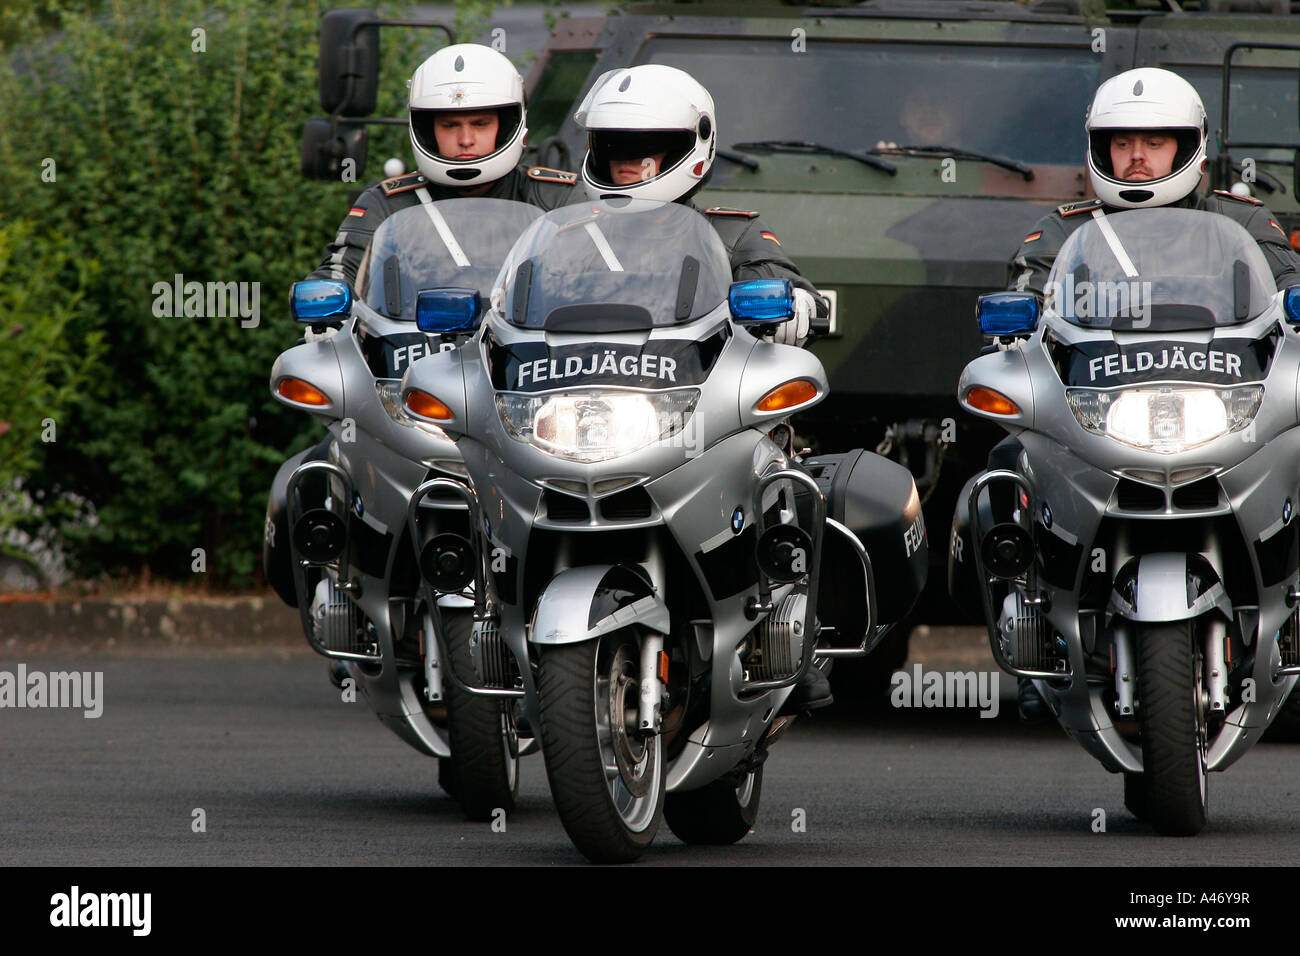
[731,507,745,534]
[1041,503,1052,529]
[352,493,364,518]
[1286,499,1294,524]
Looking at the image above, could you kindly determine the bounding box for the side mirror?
[290,279,352,323]
[417,288,482,334]
[976,292,1040,336]
[729,278,794,326]
[1284,286,1300,325]
[300,118,368,181]
[318,8,380,116]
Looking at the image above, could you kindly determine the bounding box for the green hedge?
[0,0,430,586]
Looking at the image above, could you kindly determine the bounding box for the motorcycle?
[263,198,542,820]
[950,206,1300,835]
[400,199,927,861]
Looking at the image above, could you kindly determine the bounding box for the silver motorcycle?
[950,207,1300,835]
[401,199,928,861]
[264,199,541,821]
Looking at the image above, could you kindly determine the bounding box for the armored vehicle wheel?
[1136,621,1208,836]
[442,610,519,821]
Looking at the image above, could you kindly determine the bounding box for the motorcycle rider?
[574,64,828,349]
[272,44,577,692]
[307,43,577,291]
[998,67,1300,720]
[573,64,833,711]
[1008,66,1300,300]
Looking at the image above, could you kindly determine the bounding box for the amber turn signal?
[965,386,1020,416]
[405,389,454,421]
[277,377,331,407]
[756,378,819,413]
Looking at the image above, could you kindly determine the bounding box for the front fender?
[1109,552,1232,623]
[530,565,669,645]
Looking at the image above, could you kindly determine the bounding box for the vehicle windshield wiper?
[730,140,896,175]
[717,148,760,171]
[869,144,1034,182]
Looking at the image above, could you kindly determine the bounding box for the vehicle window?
[528,49,600,143]
[1176,64,1299,160]
[641,37,1102,165]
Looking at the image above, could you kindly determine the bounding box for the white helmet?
[1086,67,1207,209]
[574,65,716,203]
[408,44,526,188]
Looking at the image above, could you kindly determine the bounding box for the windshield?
[362,199,542,320]
[499,200,733,329]
[643,38,1100,167]
[1046,209,1276,331]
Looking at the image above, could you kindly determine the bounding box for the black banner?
[486,329,727,393]
[1060,336,1272,388]
[358,331,450,379]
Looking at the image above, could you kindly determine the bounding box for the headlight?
[375,381,448,439]
[496,389,699,463]
[1066,385,1262,454]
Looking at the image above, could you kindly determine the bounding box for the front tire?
[664,765,763,845]
[1135,621,1208,836]
[536,630,665,863]
[442,611,519,822]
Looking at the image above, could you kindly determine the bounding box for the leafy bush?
[0,0,429,586]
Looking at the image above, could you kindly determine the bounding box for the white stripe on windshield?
[584,222,624,272]
[416,188,471,268]
[1090,208,1139,278]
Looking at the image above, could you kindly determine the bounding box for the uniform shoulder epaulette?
[1057,199,1103,218]
[378,172,428,197]
[526,166,578,185]
[1212,188,1263,206]
[704,206,759,219]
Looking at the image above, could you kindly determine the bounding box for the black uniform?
[1007,189,1300,299]
[307,164,578,290]
[698,205,829,316]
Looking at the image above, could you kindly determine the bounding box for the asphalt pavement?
[3,647,1299,867]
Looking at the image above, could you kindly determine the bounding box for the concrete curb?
[0,594,309,658]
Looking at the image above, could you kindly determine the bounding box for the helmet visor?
[410,104,523,161]
[587,129,696,186]
[1088,127,1201,181]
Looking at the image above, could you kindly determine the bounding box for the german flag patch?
[347,207,366,218]
[1024,231,1042,244]
[760,231,781,246]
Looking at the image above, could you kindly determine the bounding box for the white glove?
[304,325,339,343]
[764,288,814,347]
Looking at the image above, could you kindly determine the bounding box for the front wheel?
[664,765,763,845]
[441,611,519,821]
[1135,621,1208,836]
[536,630,665,863]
